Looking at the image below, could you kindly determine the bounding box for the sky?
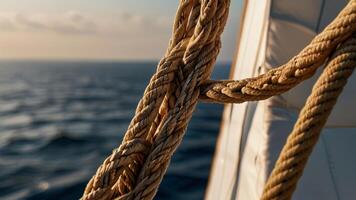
[0,1,242,61]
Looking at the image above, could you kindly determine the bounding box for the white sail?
[206,0,356,199]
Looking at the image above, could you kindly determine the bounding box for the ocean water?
[0,61,230,200]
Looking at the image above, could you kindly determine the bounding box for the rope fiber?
[82,1,356,200]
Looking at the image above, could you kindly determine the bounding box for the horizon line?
[0,58,232,64]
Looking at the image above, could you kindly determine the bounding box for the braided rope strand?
[261,36,356,200]
[82,1,201,199]
[82,0,231,199]
[200,0,356,103]
[82,1,356,200]
[122,1,231,199]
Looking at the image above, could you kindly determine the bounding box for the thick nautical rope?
[83,1,199,199]
[200,0,356,103]
[82,1,356,200]
[82,0,231,199]
[261,36,356,200]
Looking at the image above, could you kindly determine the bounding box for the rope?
[200,0,356,103]
[261,35,356,200]
[83,0,200,198]
[82,0,231,199]
[81,1,356,200]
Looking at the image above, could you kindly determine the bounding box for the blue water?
[0,61,229,200]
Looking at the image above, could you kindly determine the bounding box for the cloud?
[0,11,172,38]
[0,11,97,35]
[110,12,171,38]
[52,11,97,34]
[15,14,48,29]
[0,11,178,60]
[0,17,16,31]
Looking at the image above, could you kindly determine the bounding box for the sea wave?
[0,61,229,200]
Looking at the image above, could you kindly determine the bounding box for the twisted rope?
[261,35,356,200]
[200,0,356,103]
[83,1,200,199]
[83,0,230,199]
[122,1,231,198]
[82,1,356,200]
